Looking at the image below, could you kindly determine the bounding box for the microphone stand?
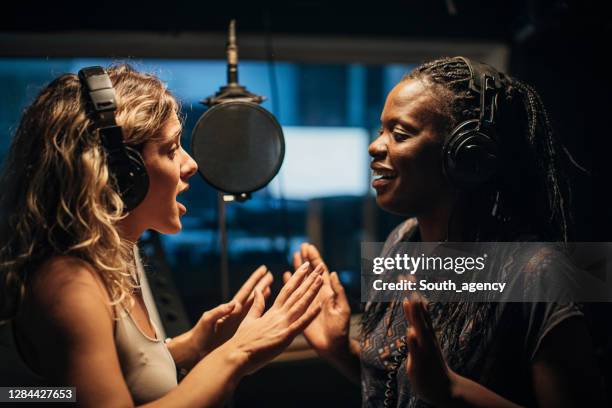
[202,19,266,302]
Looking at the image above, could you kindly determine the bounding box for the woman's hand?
[283,243,351,357]
[175,266,273,368]
[402,296,458,407]
[224,261,325,375]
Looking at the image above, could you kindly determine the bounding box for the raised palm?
[194,265,273,357]
[283,244,351,355]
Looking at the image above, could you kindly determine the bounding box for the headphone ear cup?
[106,146,149,212]
[443,119,499,188]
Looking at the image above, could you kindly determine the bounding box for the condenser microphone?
[190,20,285,200]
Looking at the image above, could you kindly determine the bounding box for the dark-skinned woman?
[285,57,605,407]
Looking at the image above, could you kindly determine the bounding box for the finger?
[241,293,255,316]
[283,271,292,284]
[407,326,419,351]
[245,289,265,319]
[329,271,349,309]
[402,298,413,326]
[321,267,331,288]
[406,298,438,353]
[307,244,329,273]
[288,302,322,335]
[215,301,244,328]
[244,271,274,310]
[414,300,440,353]
[293,251,303,271]
[228,301,243,317]
[417,299,434,333]
[200,301,237,327]
[402,298,426,342]
[234,265,268,304]
[405,326,419,375]
[275,261,310,306]
[254,271,274,294]
[300,243,310,263]
[284,264,324,310]
[215,313,231,326]
[288,273,323,321]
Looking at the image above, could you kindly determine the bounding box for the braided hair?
[407,56,573,243]
[362,57,577,377]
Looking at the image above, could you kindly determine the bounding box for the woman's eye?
[168,146,178,159]
[392,131,410,142]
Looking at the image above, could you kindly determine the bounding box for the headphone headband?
[78,66,149,212]
[456,56,508,131]
[456,57,507,94]
[78,66,118,129]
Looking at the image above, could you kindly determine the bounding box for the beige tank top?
[0,249,178,404]
[114,248,177,404]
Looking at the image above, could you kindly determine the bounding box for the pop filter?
[191,101,284,195]
[190,20,284,199]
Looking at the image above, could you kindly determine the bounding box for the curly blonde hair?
[0,64,179,320]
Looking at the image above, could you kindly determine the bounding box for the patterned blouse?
[360,219,583,407]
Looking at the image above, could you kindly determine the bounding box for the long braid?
[513,80,572,242]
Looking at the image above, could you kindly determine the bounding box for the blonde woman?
[0,64,323,407]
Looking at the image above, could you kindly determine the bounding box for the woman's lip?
[177,201,187,215]
[372,177,395,189]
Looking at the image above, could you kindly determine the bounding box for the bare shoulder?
[19,257,134,405]
[28,255,114,329]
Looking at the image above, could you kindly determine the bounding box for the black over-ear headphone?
[78,66,149,212]
[442,57,510,189]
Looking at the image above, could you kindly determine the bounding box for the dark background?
[1,1,610,406]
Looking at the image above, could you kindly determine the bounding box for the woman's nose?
[181,149,198,179]
[368,134,387,159]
